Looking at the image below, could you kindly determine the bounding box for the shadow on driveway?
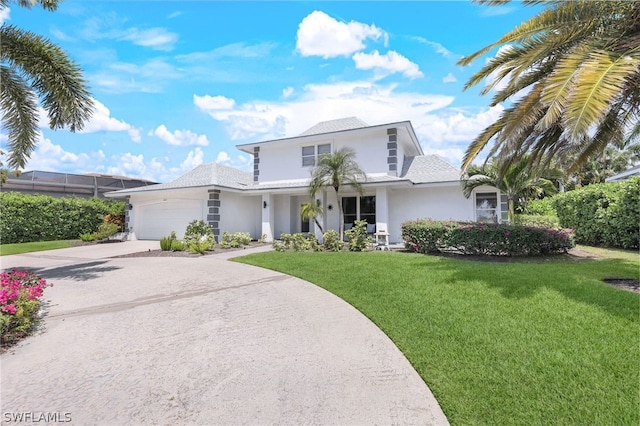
[8,261,122,282]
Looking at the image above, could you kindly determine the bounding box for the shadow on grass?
[418,255,640,323]
[7,261,122,282]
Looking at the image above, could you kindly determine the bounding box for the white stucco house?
[105,117,506,243]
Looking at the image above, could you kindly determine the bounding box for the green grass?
[576,244,639,262]
[0,240,80,256]
[235,251,640,425]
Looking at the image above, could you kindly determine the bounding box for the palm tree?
[1,0,94,172]
[462,156,559,223]
[309,147,366,240]
[458,0,640,176]
[300,198,325,234]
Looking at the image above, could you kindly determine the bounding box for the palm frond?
[1,25,94,132]
[0,66,39,170]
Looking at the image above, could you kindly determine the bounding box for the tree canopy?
[1,0,93,171]
[459,0,640,175]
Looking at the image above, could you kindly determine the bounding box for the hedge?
[0,192,125,244]
[514,214,560,229]
[402,219,574,257]
[551,177,639,250]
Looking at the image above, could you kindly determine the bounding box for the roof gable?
[400,155,461,184]
[298,117,369,136]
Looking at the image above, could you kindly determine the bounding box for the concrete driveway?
[1,242,448,425]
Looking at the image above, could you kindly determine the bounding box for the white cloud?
[180,148,205,171]
[23,132,105,173]
[296,10,386,58]
[282,86,294,98]
[36,99,141,142]
[412,37,459,59]
[119,27,178,51]
[195,80,454,141]
[0,7,10,25]
[215,151,251,170]
[193,95,236,110]
[167,11,182,19]
[352,50,423,79]
[443,72,457,83]
[151,125,209,147]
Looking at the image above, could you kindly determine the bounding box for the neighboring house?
[605,165,640,182]
[105,118,504,242]
[1,170,156,198]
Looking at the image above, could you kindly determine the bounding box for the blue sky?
[1,1,541,183]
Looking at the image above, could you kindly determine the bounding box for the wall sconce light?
[327,204,333,211]
[263,201,268,209]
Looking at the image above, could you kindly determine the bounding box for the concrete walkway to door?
[1,242,449,425]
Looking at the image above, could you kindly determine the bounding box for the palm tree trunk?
[313,218,324,234]
[508,198,515,224]
[335,188,344,240]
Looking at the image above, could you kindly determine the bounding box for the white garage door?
[136,200,203,240]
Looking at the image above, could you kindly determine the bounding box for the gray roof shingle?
[108,163,252,194]
[299,117,369,136]
[400,155,462,184]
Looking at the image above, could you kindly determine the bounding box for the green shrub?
[0,192,125,244]
[160,237,173,251]
[322,230,344,252]
[402,220,574,256]
[95,222,119,240]
[401,219,457,254]
[551,177,639,249]
[524,198,556,216]
[514,214,560,228]
[171,240,185,251]
[220,231,251,248]
[258,234,268,243]
[80,233,96,242]
[183,220,214,246]
[345,220,372,251]
[272,233,320,252]
[188,240,212,254]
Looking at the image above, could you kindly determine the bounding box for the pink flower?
[2,304,17,315]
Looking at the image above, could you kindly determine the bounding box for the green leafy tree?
[300,198,325,234]
[1,0,94,174]
[309,147,366,240]
[462,157,559,223]
[458,0,640,176]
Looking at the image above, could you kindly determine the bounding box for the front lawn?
[235,251,639,425]
[0,240,80,256]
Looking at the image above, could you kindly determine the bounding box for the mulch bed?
[110,242,270,258]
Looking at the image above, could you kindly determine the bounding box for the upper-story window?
[302,144,331,167]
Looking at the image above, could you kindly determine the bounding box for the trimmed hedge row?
[551,177,639,250]
[402,219,575,256]
[0,192,125,244]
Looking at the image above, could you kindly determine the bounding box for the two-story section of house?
[106,117,505,243]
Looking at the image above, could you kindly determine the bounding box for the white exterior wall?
[273,194,292,239]
[257,130,391,183]
[388,185,475,243]
[219,192,261,239]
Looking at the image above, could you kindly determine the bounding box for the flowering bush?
[1,270,51,344]
[402,220,574,257]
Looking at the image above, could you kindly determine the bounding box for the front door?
[301,205,310,233]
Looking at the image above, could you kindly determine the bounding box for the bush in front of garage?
[0,192,125,244]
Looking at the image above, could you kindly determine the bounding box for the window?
[302,144,332,167]
[302,146,315,167]
[300,204,310,233]
[475,192,498,223]
[342,195,376,230]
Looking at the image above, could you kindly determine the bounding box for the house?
[105,118,505,242]
[605,165,640,182]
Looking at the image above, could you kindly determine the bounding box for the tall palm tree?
[300,198,325,234]
[309,147,366,240]
[1,0,94,172]
[458,0,640,176]
[462,156,559,223]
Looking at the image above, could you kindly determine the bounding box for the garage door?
[136,200,203,240]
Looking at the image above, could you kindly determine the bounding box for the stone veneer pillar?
[253,147,260,183]
[207,190,221,242]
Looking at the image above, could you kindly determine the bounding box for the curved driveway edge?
[1,244,449,425]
